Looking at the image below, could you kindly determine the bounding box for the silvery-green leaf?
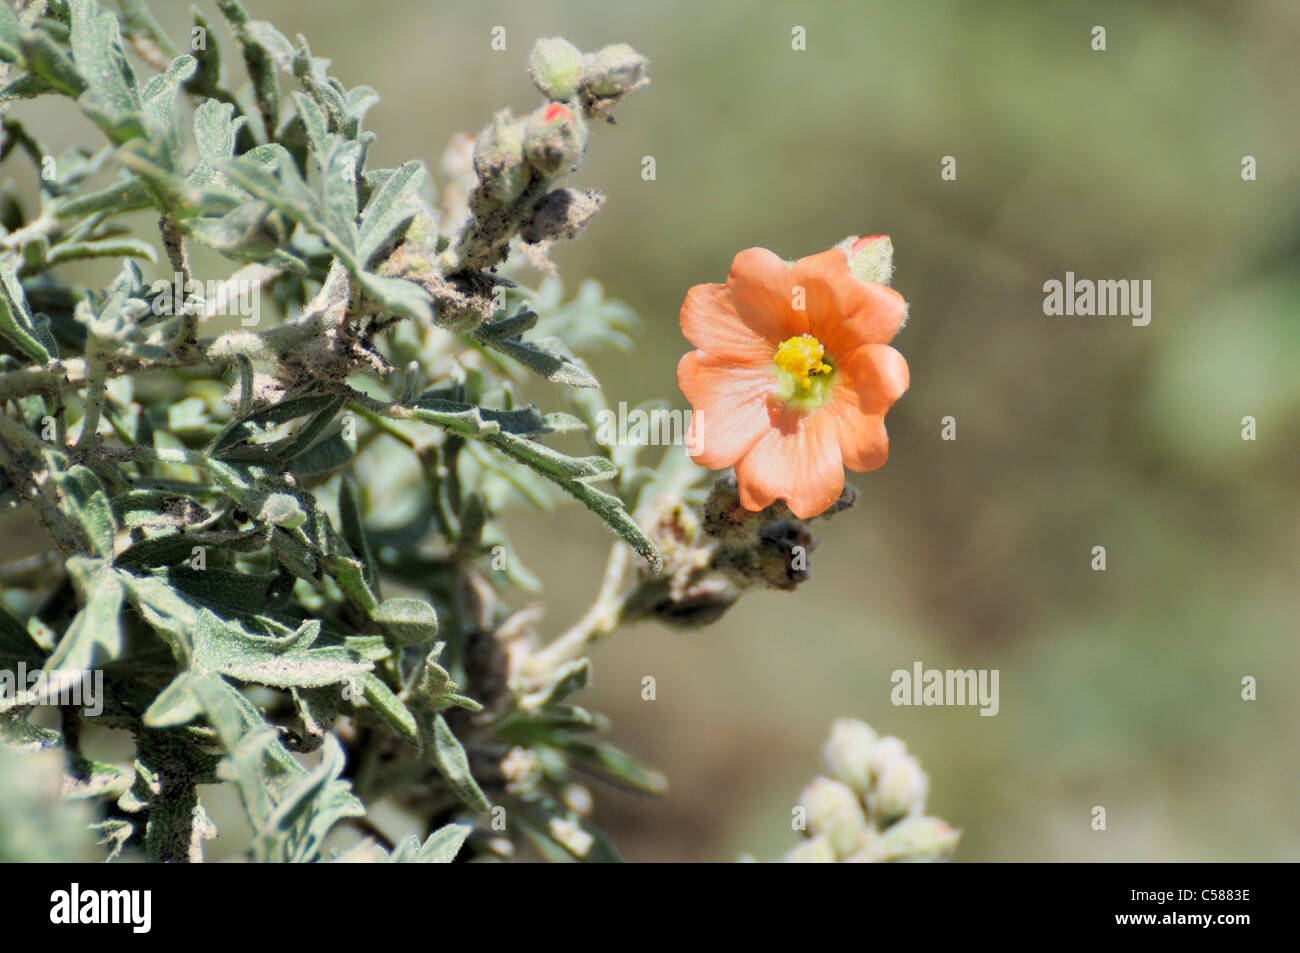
[357,271,431,323]
[6,562,125,713]
[0,3,22,64]
[188,99,246,189]
[402,396,659,569]
[409,822,473,863]
[216,0,282,136]
[317,135,361,251]
[47,235,157,266]
[52,173,153,220]
[184,7,223,100]
[165,566,275,616]
[143,671,205,728]
[357,159,425,265]
[336,477,377,588]
[190,609,371,689]
[353,672,418,745]
[322,553,378,615]
[116,0,181,61]
[48,460,117,558]
[68,0,143,144]
[291,91,329,159]
[473,329,600,389]
[430,713,490,812]
[371,597,437,642]
[63,753,132,800]
[258,735,363,863]
[291,686,336,748]
[117,568,199,660]
[522,658,589,711]
[139,54,197,165]
[0,260,53,362]
[563,739,669,796]
[19,28,86,98]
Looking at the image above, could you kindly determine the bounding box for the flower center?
[773,334,835,411]
[774,334,831,388]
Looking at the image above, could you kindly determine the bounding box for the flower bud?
[821,717,878,795]
[867,734,908,778]
[403,197,440,253]
[837,234,895,286]
[798,776,867,857]
[622,571,740,629]
[473,109,530,204]
[518,187,604,244]
[561,783,594,816]
[523,102,588,178]
[841,827,883,863]
[873,754,929,820]
[782,834,837,864]
[580,43,649,99]
[500,746,542,793]
[577,43,650,118]
[527,36,583,101]
[876,816,960,863]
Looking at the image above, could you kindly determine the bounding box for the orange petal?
[835,344,910,415]
[831,397,890,473]
[676,350,772,469]
[726,247,809,341]
[733,405,845,518]
[679,281,775,366]
[790,248,908,354]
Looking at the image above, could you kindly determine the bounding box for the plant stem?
[524,542,631,679]
[75,359,107,450]
[160,216,197,356]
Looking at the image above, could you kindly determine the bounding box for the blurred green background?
[5,0,1298,861]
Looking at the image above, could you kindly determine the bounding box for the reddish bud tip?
[543,103,571,123]
[851,234,888,256]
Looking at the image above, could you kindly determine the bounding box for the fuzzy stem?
[524,543,631,679]
[160,216,197,356]
[75,359,108,450]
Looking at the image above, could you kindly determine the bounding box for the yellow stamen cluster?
[774,334,832,388]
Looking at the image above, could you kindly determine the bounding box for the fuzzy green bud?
[523,102,588,178]
[799,777,867,857]
[527,37,583,101]
[868,734,909,777]
[782,834,837,864]
[577,43,650,119]
[838,234,895,286]
[842,828,884,863]
[873,754,930,821]
[580,43,649,99]
[821,717,879,795]
[403,195,440,252]
[876,816,961,863]
[473,109,530,204]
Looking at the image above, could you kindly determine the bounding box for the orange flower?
[676,244,909,518]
